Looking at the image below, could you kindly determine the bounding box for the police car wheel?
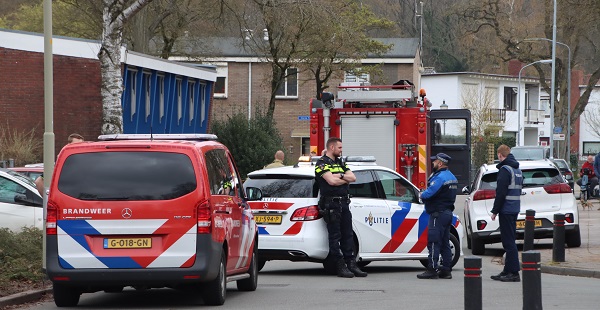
[419,234,460,268]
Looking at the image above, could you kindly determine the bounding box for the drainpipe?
[248,62,252,120]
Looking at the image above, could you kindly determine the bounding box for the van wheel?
[471,235,485,255]
[566,227,581,248]
[257,258,266,272]
[237,247,258,291]
[420,234,460,268]
[53,284,80,307]
[202,253,226,305]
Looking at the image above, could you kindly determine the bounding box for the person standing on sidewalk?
[490,144,523,282]
[417,153,457,280]
[315,137,366,278]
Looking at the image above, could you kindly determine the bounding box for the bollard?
[8,158,14,168]
[523,209,536,252]
[552,213,565,262]
[522,251,542,310]
[464,256,482,310]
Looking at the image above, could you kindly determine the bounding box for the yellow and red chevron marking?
[418,145,426,173]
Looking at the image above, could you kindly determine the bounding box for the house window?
[276,68,298,98]
[582,142,600,156]
[129,70,137,122]
[144,73,151,122]
[188,81,195,126]
[176,79,182,125]
[158,75,164,123]
[503,87,517,111]
[344,71,370,84]
[210,63,228,98]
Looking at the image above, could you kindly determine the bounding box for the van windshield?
[58,152,196,200]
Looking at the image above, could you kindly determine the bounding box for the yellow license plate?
[254,215,283,224]
[516,220,542,229]
[104,238,152,249]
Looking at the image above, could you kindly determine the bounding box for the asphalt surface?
[2,194,599,308]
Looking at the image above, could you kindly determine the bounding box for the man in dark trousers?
[417,153,458,279]
[490,144,523,282]
[315,137,366,278]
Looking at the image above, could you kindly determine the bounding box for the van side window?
[205,149,235,196]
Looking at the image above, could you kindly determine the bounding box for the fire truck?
[309,83,471,190]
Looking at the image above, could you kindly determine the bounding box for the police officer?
[417,153,457,279]
[490,144,523,282]
[315,137,366,278]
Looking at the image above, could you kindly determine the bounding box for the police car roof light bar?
[98,134,218,141]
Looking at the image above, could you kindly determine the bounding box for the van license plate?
[516,220,542,229]
[254,215,282,224]
[104,238,152,249]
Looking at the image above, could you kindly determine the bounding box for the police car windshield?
[244,175,317,198]
[479,168,562,190]
[57,152,197,200]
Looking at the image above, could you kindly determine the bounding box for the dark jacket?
[421,167,458,214]
[491,153,523,215]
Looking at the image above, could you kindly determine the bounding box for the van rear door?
[51,150,199,269]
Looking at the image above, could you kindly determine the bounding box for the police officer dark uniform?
[490,144,523,282]
[315,137,366,278]
[417,153,458,279]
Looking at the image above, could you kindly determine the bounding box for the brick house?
[0,29,216,161]
[170,37,421,157]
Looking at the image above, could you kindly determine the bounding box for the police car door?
[374,170,426,256]
[348,169,391,255]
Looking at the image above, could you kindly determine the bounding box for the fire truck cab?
[309,83,471,190]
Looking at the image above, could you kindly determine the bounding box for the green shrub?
[0,227,45,287]
[0,124,42,166]
[210,108,284,178]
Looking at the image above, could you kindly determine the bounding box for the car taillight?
[473,189,496,201]
[197,200,211,234]
[46,199,58,235]
[291,206,321,221]
[564,213,574,224]
[543,183,572,194]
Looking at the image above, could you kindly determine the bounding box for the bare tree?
[99,0,153,134]
[582,101,600,140]
[461,83,498,138]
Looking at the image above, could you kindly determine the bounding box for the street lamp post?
[523,38,571,159]
[440,100,448,136]
[550,0,557,159]
[518,60,552,146]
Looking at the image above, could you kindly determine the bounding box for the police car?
[463,159,580,255]
[243,156,464,272]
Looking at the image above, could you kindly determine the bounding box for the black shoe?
[438,269,452,279]
[490,271,508,281]
[346,260,367,277]
[336,259,354,278]
[417,269,439,279]
[498,273,520,282]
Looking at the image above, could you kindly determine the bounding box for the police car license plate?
[104,238,152,249]
[254,215,282,224]
[516,220,542,229]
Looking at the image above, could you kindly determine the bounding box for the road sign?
[298,116,310,121]
[554,127,562,134]
[553,133,565,141]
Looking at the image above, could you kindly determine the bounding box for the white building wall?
[578,85,600,157]
[421,75,460,109]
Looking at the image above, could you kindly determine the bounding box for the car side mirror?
[462,186,470,195]
[245,187,263,201]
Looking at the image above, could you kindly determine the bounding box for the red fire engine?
[309,83,471,190]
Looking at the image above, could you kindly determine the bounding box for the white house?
[578,85,600,157]
[422,72,547,146]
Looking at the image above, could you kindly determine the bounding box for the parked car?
[0,168,43,231]
[462,159,580,255]
[243,156,464,273]
[511,146,551,161]
[9,165,44,181]
[551,158,574,190]
[45,134,259,307]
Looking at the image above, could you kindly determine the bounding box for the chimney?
[508,59,524,76]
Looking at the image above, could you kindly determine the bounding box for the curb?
[541,265,600,279]
[0,287,51,309]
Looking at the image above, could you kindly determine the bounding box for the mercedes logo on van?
[121,208,132,219]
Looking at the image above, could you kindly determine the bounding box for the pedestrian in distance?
[315,137,366,278]
[576,155,599,198]
[264,150,285,169]
[35,133,85,196]
[490,144,523,282]
[417,153,458,280]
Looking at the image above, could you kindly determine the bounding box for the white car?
[243,157,464,272]
[462,159,580,255]
[0,168,44,231]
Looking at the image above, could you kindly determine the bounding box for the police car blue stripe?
[417,211,428,236]
[391,203,411,234]
[258,227,269,235]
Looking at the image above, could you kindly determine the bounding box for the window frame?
[275,67,298,99]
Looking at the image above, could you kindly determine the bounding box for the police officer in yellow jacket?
[315,137,366,278]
